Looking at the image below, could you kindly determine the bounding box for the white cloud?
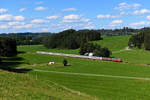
[63,14,79,23]
[115,2,130,10]
[120,11,127,15]
[46,15,59,19]
[97,14,119,19]
[63,14,90,23]
[110,20,123,27]
[8,22,24,26]
[0,8,8,13]
[133,3,141,8]
[64,14,80,20]
[13,24,33,29]
[35,6,47,11]
[0,14,25,21]
[0,14,13,21]
[14,16,25,21]
[115,2,141,11]
[19,8,27,12]
[133,9,150,15]
[31,19,48,23]
[41,28,49,31]
[0,25,9,29]
[130,21,150,26]
[111,20,123,24]
[80,18,90,22]
[62,8,77,12]
[147,16,150,20]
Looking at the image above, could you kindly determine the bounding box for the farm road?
[34,69,150,81]
[112,47,131,54]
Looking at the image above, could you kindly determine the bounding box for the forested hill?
[0,27,142,37]
[0,27,150,46]
[0,32,52,45]
[98,27,139,36]
[0,32,52,39]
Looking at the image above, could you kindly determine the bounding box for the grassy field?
[93,35,150,64]
[18,45,79,54]
[18,35,150,65]
[0,70,98,100]
[17,44,150,100]
[93,35,131,52]
[1,35,150,100]
[0,57,98,100]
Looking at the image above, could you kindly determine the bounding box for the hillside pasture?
[16,46,150,100]
[1,35,150,100]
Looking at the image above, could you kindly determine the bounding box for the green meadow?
[93,35,131,52]
[1,35,150,100]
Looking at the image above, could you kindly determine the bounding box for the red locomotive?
[102,57,122,62]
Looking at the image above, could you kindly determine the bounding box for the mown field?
[94,35,150,64]
[18,45,79,54]
[0,58,97,100]
[1,35,150,100]
[17,46,150,100]
[93,35,131,52]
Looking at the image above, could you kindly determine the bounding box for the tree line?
[44,29,101,49]
[43,29,112,57]
[0,27,141,46]
[128,28,150,50]
[0,32,52,45]
[98,27,139,36]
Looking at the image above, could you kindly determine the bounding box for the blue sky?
[0,0,150,33]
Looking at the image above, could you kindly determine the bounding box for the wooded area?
[0,37,17,62]
[128,28,150,50]
[43,29,101,49]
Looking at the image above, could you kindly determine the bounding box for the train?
[101,57,122,62]
[37,51,123,62]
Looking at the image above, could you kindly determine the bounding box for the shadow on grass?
[0,56,32,73]
[2,57,24,61]
[17,51,26,54]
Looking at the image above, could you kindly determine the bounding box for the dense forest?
[43,29,101,49]
[128,28,150,50]
[0,37,17,62]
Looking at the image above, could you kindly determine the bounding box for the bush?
[0,37,17,57]
[63,59,68,66]
[0,58,2,63]
[128,29,150,50]
[79,43,111,57]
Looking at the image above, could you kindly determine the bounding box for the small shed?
[49,61,55,65]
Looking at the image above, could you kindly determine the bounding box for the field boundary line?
[44,80,99,100]
[34,69,150,81]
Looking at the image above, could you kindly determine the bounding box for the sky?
[0,0,150,33]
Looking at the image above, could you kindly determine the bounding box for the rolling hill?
[1,35,150,100]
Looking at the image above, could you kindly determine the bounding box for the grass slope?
[93,35,150,64]
[0,57,98,100]
[18,45,79,54]
[2,35,150,100]
[93,35,131,52]
[15,47,150,100]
